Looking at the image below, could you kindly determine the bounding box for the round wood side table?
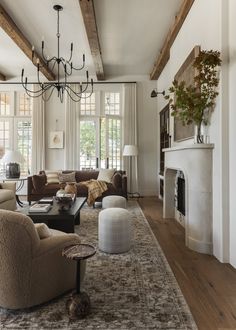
[62,243,96,319]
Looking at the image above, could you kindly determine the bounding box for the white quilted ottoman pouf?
[102,195,127,209]
[98,208,132,253]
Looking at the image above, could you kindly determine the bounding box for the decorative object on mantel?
[21,5,93,103]
[165,47,221,143]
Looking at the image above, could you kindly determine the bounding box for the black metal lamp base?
[5,163,20,179]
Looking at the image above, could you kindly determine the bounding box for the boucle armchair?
[0,182,16,211]
[0,210,83,310]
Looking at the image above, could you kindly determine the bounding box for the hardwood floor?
[138,196,236,330]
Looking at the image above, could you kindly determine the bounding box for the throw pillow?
[32,174,47,191]
[58,172,76,183]
[35,223,52,239]
[97,169,116,183]
[45,170,61,184]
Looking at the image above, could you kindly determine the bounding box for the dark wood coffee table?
[20,197,86,233]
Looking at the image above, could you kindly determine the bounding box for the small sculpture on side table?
[62,243,96,319]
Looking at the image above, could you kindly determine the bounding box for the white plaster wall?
[156,0,230,263]
[45,94,65,170]
[229,0,236,267]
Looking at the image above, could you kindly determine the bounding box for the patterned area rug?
[0,201,197,329]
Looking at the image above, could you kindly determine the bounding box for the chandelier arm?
[64,86,81,102]
[66,84,82,97]
[71,54,85,71]
[79,87,94,99]
[21,72,46,94]
[65,83,93,99]
[41,47,48,62]
[42,86,56,102]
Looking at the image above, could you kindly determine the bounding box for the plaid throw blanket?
[79,179,108,206]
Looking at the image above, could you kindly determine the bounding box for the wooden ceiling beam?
[0,71,6,81]
[0,4,55,81]
[150,0,195,80]
[79,0,105,80]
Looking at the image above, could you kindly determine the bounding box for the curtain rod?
[0,81,137,85]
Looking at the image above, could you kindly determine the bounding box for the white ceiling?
[0,0,182,81]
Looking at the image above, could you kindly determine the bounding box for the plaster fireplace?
[163,144,214,254]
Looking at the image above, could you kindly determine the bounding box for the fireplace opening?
[177,177,185,216]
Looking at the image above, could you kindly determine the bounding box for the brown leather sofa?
[27,170,127,204]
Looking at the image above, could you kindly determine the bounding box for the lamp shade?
[123,145,138,156]
[1,150,25,164]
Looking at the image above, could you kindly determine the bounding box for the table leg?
[16,194,24,207]
[66,260,91,319]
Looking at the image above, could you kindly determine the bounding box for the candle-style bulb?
[71,43,73,51]
[83,54,85,62]
[91,78,93,86]
[86,70,88,79]
[80,84,83,92]
[25,77,27,85]
[42,40,44,49]
[21,68,24,77]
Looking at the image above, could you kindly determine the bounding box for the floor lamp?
[123,145,138,197]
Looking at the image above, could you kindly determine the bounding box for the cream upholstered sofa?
[0,182,16,211]
[0,210,84,309]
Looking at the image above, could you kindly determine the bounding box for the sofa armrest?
[122,175,128,199]
[0,182,16,193]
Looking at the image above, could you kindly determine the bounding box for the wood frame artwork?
[174,45,201,142]
[48,131,64,149]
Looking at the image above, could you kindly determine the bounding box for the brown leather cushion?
[75,171,98,182]
[32,174,47,191]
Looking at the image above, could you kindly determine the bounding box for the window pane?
[0,119,11,174]
[80,93,96,116]
[105,92,120,116]
[18,93,32,116]
[16,120,32,175]
[79,120,96,170]
[107,118,121,170]
[0,92,10,116]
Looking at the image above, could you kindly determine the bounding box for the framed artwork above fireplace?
[173,45,201,142]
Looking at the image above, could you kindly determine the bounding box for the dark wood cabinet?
[159,105,170,198]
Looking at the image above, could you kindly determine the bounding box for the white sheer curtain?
[31,89,45,174]
[64,84,80,170]
[122,83,138,193]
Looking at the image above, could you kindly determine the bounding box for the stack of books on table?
[38,197,54,205]
[29,203,51,213]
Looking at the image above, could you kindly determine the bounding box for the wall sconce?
[150,89,165,98]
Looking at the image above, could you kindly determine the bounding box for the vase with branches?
[165,50,222,143]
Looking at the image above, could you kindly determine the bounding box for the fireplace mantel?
[163,144,214,254]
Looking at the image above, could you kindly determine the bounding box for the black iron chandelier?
[21,4,93,103]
